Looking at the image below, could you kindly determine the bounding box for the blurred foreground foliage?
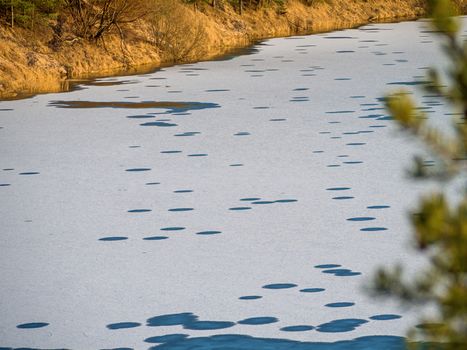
[373,0,466,349]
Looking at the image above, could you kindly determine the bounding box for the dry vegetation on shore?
[0,0,456,99]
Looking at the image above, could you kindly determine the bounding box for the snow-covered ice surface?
[1,18,466,350]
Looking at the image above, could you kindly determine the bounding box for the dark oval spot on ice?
[174,132,201,137]
[187,154,208,157]
[17,322,49,329]
[184,321,235,330]
[143,236,169,241]
[147,313,197,327]
[367,205,391,209]
[161,150,182,154]
[168,208,194,212]
[107,322,141,330]
[322,269,361,277]
[126,168,151,172]
[99,236,128,241]
[347,217,376,221]
[370,314,402,321]
[141,121,178,127]
[146,182,161,185]
[240,197,261,201]
[326,110,355,114]
[238,317,278,325]
[262,283,297,289]
[326,187,350,191]
[128,209,151,213]
[19,172,40,175]
[360,227,388,232]
[300,288,325,293]
[281,325,314,332]
[126,115,154,119]
[239,295,262,300]
[343,161,363,165]
[252,201,275,205]
[229,207,252,211]
[174,190,193,193]
[0,184,11,187]
[316,319,368,333]
[315,264,341,269]
[161,227,185,231]
[275,199,298,203]
[196,230,222,236]
[325,302,355,308]
[145,334,189,343]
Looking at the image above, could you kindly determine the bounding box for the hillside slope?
[0,0,436,99]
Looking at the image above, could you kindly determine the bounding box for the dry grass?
[0,0,432,99]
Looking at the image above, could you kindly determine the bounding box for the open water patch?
[146,334,407,349]
[49,100,220,113]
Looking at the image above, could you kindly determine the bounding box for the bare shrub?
[150,0,207,63]
[63,0,150,42]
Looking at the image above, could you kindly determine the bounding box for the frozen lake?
[1,18,465,350]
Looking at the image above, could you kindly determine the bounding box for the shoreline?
[0,1,432,100]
